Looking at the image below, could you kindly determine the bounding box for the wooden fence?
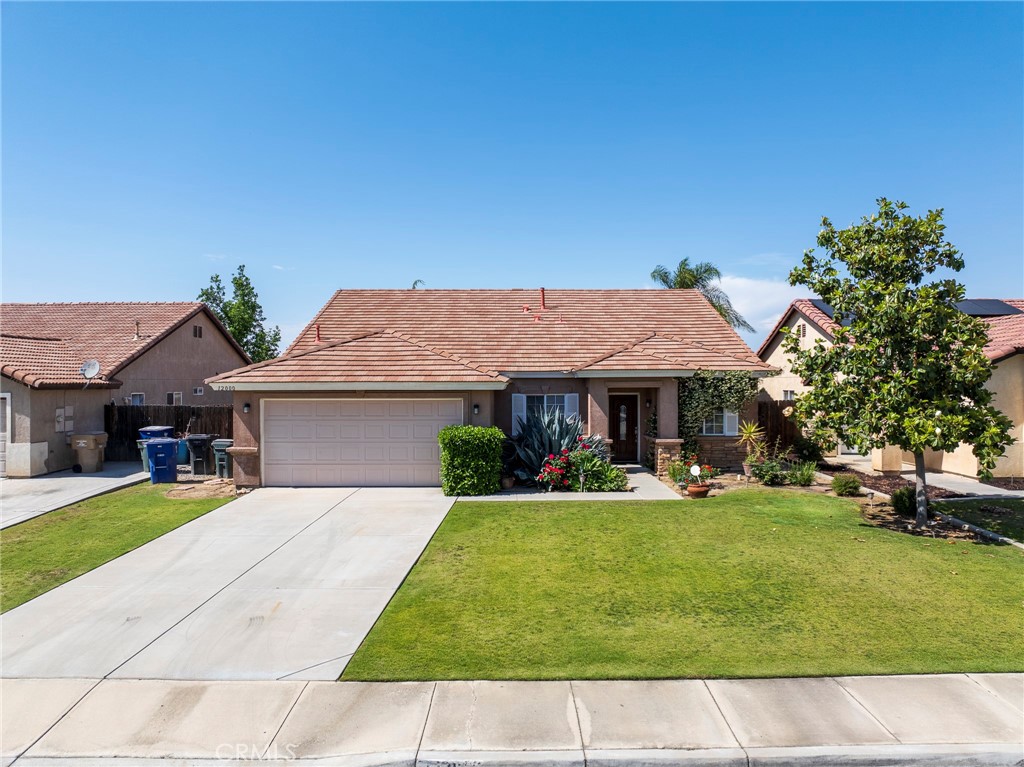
[757,393,799,449]
[103,405,234,461]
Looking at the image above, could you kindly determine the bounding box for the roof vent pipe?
[522,305,530,313]
[316,324,321,343]
[534,314,542,322]
[540,287,547,310]
[133,320,141,340]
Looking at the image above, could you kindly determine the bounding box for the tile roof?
[0,302,246,388]
[984,299,1024,362]
[212,289,772,386]
[759,298,1024,363]
[209,330,509,385]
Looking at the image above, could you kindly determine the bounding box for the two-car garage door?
[262,399,463,487]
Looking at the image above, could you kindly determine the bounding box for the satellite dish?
[80,360,101,380]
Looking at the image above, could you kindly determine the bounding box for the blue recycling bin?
[145,438,179,484]
[139,426,174,440]
[177,439,190,464]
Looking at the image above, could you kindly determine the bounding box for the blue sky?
[3,2,1022,349]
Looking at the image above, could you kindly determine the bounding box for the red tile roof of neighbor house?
[758,298,1024,363]
[209,289,773,386]
[0,302,248,389]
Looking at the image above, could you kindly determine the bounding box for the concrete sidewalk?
[0,462,148,529]
[3,673,1021,765]
[830,455,1024,499]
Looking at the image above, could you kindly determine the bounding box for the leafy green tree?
[785,199,1014,527]
[198,265,282,363]
[650,258,754,332]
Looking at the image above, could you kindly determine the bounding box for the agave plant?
[511,409,608,482]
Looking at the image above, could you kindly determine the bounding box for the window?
[193,324,203,338]
[193,386,204,396]
[511,393,579,436]
[701,407,738,436]
[782,390,796,401]
[166,392,182,406]
[526,394,565,418]
[131,393,145,406]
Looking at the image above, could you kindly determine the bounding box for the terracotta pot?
[501,476,515,490]
[686,484,711,499]
[742,462,752,477]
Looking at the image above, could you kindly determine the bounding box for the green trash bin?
[137,439,150,472]
[211,439,234,479]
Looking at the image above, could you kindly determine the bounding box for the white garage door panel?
[263,399,462,487]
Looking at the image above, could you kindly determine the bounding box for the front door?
[608,395,638,463]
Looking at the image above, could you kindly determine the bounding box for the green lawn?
[1,483,232,612]
[934,498,1024,542]
[343,489,1024,681]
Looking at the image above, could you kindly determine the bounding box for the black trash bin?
[184,434,216,476]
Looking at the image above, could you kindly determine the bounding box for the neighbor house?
[757,298,1024,478]
[0,302,250,476]
[208,289,775,488]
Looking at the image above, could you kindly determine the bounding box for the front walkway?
[3,673,1020,765]
[0,462,149,529]
[470,465,680,501]
[0,487,453,681]
[832,454,1024,499]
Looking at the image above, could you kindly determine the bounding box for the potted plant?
[668,454,721,498]
[735,420,765,477]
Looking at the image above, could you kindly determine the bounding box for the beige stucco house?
[757,298,1024,478]
[0,302,249,476]
[208,289,774,488]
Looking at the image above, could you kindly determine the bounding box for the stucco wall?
[908,354,1024,478]
[117,313,247,406]
[758,313,830,401]
[0,377,111,476]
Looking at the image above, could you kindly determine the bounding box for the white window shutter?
[512,394,527,436]
[565,393,579,420]
[725,410,739,436]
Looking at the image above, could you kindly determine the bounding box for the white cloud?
[204,253,227,261]
[272,264,295,272]
[719,274,805,351]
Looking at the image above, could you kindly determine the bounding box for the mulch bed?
[979,477,1024,492]
[818,463,964,501]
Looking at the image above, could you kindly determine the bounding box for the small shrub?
[571,452,629,492]
[438,425,505,496]
[667,454,722,486]
[831,473,862,496]
[792,434,825,464]
[786,461,818,487]
[751,458,787,486]
[890,486,922,518]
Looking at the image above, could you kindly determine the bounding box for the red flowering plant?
[667,453,721,487]
[537,449,573,490]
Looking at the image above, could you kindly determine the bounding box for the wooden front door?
[608,395,638,463]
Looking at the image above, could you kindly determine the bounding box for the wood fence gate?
[757,393,799,449]
[103,405,234,461]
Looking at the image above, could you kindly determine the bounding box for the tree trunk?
[913,451,929,528]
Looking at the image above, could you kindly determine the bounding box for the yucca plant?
[511,409,608,482]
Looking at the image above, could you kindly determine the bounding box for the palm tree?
[650,258,754,332]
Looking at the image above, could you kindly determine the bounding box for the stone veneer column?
[654,439,685,479]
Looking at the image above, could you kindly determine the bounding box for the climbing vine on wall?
[677,371,759,452]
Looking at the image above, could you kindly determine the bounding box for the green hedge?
[438,425,505,496]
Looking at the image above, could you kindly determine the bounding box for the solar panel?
[955,299,1022,317]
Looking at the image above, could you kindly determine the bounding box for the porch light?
[243,403,251,414]
[473,404,480,415]
[645,398,652,408]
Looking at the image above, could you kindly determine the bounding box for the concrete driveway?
[0,487,454,681]
[0,462,149,529]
